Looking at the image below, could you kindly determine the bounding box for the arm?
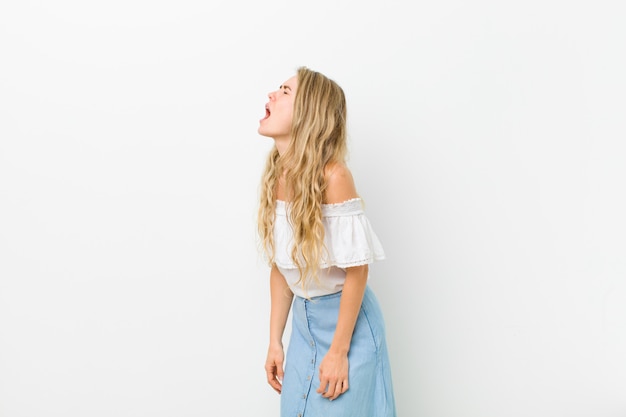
[265,264,294,394]
[328,264,368,353]
[317,161,367,400]
[316,264,368,400]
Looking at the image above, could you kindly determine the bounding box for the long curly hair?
[257,66,348,292]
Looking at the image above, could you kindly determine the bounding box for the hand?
[265,344,285,394]
[316,351,349,401]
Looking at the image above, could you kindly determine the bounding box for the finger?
[322,379,337,398]
[270,382,282,393]
[265,367,282,393]
[276,361,284,383]
[264,364,275,382]
[329,381,343,400]
[341,379,349,393]
[267,376,282,393]
[316,376,329,394]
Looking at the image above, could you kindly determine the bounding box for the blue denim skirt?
[281,286,396,417]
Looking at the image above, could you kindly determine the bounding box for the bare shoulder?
[324,161,359,204]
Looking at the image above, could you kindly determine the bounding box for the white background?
[1,1,625,416]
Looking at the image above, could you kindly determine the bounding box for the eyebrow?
[280,85,292,91]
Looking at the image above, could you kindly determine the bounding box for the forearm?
[269,265,294,347]
[329,264,369,354]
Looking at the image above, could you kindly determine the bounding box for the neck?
[273,136,291,155]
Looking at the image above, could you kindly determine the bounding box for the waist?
[277,265,347,298]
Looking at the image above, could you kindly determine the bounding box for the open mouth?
[262,104,270,120]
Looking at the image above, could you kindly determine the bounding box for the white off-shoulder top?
[274,198,386,298]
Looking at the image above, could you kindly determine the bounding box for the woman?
[257,66,396,417]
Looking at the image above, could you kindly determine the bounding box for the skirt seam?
[359,303,381,358]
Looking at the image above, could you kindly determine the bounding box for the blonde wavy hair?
[257,66,348,292]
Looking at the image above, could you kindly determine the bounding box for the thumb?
[277,359,285,382]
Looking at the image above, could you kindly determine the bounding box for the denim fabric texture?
[281,286,396,417]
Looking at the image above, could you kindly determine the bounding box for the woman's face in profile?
[258,75,298,140]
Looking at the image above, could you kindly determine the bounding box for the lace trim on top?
[276,197,364,217]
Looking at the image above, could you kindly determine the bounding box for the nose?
[267,89,279,100]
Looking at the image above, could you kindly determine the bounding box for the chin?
[258,124,278,138]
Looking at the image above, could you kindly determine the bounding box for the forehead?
[282,75,298,90]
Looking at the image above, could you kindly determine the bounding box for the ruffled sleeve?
[274,198,386,269]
